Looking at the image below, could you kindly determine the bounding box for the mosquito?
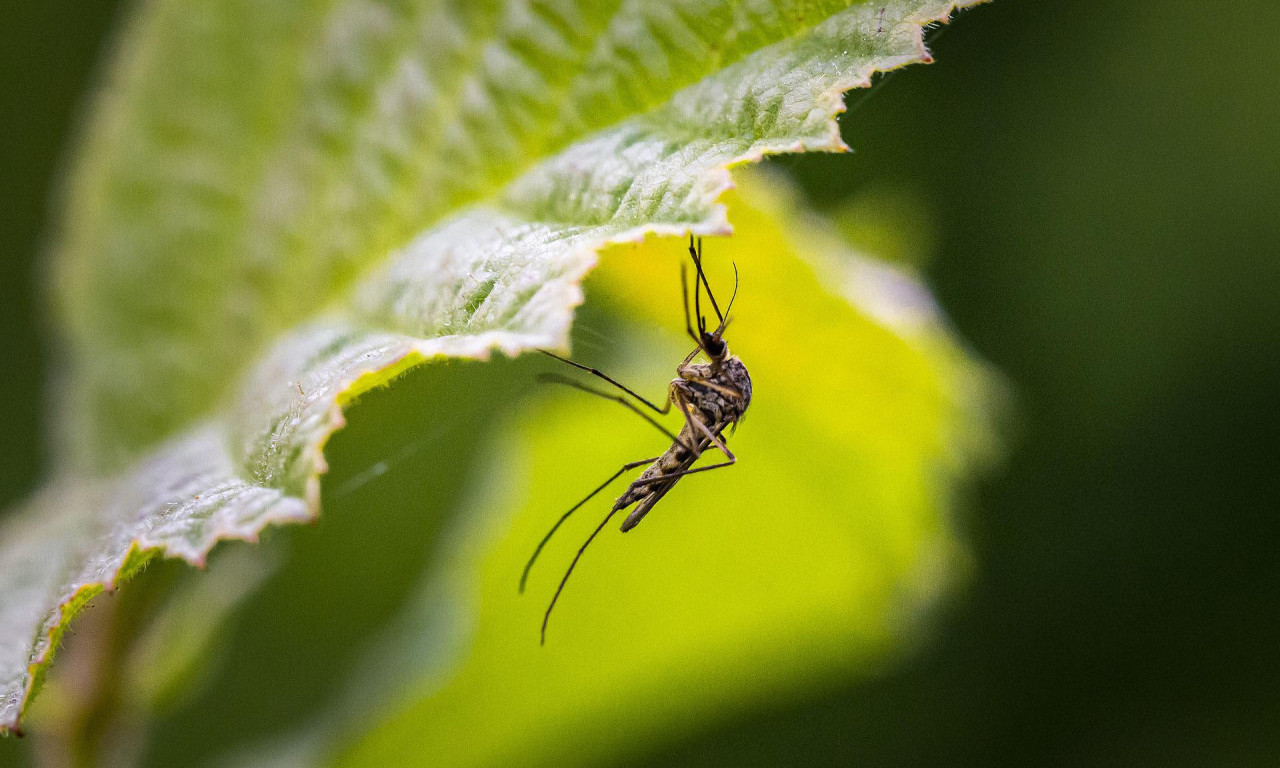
[521,235,753,644]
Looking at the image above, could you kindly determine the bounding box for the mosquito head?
[701,330,727,360]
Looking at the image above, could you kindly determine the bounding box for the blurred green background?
[3,0,1278,765]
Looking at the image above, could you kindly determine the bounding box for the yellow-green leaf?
[328,173,997,767]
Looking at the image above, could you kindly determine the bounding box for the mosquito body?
[614,353,752,532]
[522,237,751,643]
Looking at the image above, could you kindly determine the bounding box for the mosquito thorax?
[719,355,752,413]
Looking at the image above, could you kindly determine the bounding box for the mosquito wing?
[619,467,688,532]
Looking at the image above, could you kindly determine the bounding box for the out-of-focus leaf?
[254,171,994,767]
[0,0,980,735]
[122,548,279,715]
[139,357,538,765]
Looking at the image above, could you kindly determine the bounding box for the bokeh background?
[3,0,1278,765]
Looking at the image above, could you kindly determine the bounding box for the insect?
[521,236,752,643]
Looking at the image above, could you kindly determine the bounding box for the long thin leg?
[672,392,709,460]
[538,374,694,452]
[672,389,735,461]
[520,455,659,593]
[538,350,670,414]
[689,236,724,325]
[686,408,736,462]
[681,262,705,350]
[542,500,627,644]
[629,459,735,487]
[626,402,736,488]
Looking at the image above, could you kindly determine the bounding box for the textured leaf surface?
[0,0,978,735]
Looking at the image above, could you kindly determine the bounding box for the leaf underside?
[0,0,980,734]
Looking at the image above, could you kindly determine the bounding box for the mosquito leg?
[538,373,694,452]
[685,408,736,461]
[541,499,628,645]
[520,455,659,594]
[538,350,670,414]
[689,238,702,336]
[690,236,724,324]
[670,388,735,461]
[626,405,736,488]
[680,261,709,352]
[672,391,710,459]
[628,459,735,487]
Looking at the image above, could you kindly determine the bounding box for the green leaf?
[215,171,998,767]
[1,0,980,736]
